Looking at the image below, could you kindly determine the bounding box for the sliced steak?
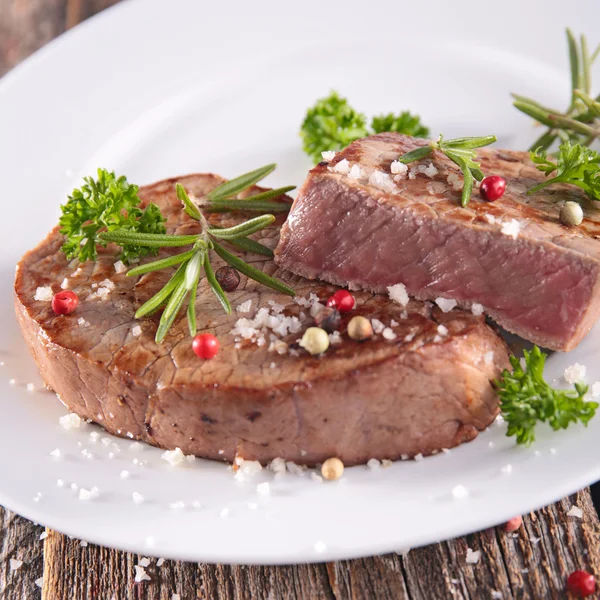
[15,173,509,466]
[275,133,600,352]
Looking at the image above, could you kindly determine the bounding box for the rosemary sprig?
[513,29,600,151]
[98,166,295,343]
[398,134,496,206]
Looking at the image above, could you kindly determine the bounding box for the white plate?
[1,0,600,564]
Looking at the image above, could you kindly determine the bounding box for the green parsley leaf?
[371,111,430,138]
[59,168,166,263]
[300,92,369,164]
[496,346,597,446]
[528,141,600,200]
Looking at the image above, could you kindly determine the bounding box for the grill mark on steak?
[275,133,600,351]
[15,172,510,465]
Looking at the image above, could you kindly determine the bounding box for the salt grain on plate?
[169,501,185,510]
[367,458,381,470]
[567,505,583,519]
[452,484,469,500]
[234,459,263,482]
[414,453,424,462]
[34,286,53,301]
[59,413,82,430]
[388,283,410,307]
[161,447,186,467]
[466,548,481,564]
[314,540,327,553]
[435,297,457,313]
[120,470,130,480]
[78,487,99,501]
[591,382,600,398]
[500,219,521,239]
[311,472,323,483]
[220,508,230,518]
[256,482,270,496]
[50,448,61,459]
[132,492,144,505]
[500,464,513,475]
[564,363,586,384]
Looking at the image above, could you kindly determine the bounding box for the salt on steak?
[15,173,509,466]
[275,133,600,352]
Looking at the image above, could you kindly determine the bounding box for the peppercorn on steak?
[275,133,600,352]
[15,174,509,465]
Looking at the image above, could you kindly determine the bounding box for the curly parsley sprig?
[528,141,600,200]
[398,134,497,206]
[496,346,597,446]
[59,168,166,263]
[513,29,600,151]
[300,91,429,164]
[97,165,295,343]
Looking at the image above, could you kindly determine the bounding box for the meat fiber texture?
[15,173,509,466]
[275,133,600,352]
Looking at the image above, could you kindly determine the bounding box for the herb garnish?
[528,141,600,200]
[300,91,429,164]
[513,29,600,151]
[496,346,597,446]
[64,165,295,343]
[59,168,166,263]
[398,134,497,206]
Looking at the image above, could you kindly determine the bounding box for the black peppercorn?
[313,306,341,333]
[215,266,240,292]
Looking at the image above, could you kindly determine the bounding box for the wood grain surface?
[0,1,599,598]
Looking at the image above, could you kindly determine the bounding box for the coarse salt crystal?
[501,219,521,239]
[234,459,263,482]
[257,482,271,496]
[114,260,127,274]
[591,382,600,397]
[491,591,502,599]
[567,505,583,519]
[236,300,252,314]
[162,448,188,467]
[314,540,327,553]
[34,286,53,301]
[447,172,462,191]
[368,170,397,193]
[321,151,336,161]
[220,508,230,518]
[414,453,424,461]
[333,159,350,174]
[134,565,151,583]
[131,325,142,337]
[564,363,586,384]
[437,325,448,336]
[35,577,44,588]
[329,331,342,345]
[56,479,64,487]
[268,457,287,476]
[530,536,541,544]
[347,164,363,180]
[404,333,415,342]
[390,161,408,177]
[286,462,306,476]
[138,557,151,567]
[60,278,69,289]
[132,492,144,505]
[169,501,185,510]
[500,464,512,475]
[50,448,61,459]
[120,470,130,480]
[423,163,438,178]
[452,485,469,499]
[435,298,457,313]
[371,318,385,334]
[80,541,88,547]
[484,213,497,225]
[78,487,99,501]
[367,458,381,470]
[172,595,181,600]
[59,413,82,430]
[382,327,397,340]
[89,431,100,443]
[39,531,48,540]
[484,351,494,364]
[471,303,484,316]
[466,548,481,564]
[157,558,165,567]
[311,472,323,483]
[10,558,23,571]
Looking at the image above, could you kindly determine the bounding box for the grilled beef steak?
[275,133,600,352]
[15,173,509,465]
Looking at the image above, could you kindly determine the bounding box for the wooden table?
[1,1,599,598]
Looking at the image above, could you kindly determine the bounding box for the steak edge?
[15,173,509,466]
[275,133,600,352]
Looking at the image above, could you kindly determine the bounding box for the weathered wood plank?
[0,507,45,600]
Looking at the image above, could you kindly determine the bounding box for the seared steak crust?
[15,174,509,465]
[275,133,600,352]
